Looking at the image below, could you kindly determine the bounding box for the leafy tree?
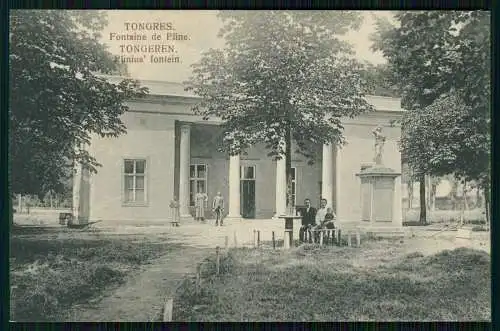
[185,11,374,212]
[372,11,490,223]
[360,62,400,98]
[9,10,148,200]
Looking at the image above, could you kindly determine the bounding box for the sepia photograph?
[9,9,491,322]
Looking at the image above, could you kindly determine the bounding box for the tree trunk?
[10,196,14,227]
[425,175,430,213]
[407,181,413,209]
[419,173,427,224]
[484,184,490,226]
[463,180,469,211]
[476,185,482,209]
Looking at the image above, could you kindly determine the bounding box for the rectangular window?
[123,159,147,204]
[190,164,207,206]
[240,165,256,180]
[291,167,296,206]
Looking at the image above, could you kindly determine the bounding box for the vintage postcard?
[9,10,491,322]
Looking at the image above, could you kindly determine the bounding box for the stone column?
[321,144,334,208]
[80,164,91,223]
[335,145,342,218]
[227,154,241,219]
[179,123,192,219]
[72,159,82,221]
[274,152,287,218]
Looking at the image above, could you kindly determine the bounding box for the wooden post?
[272,231,276,249]
[356,231,361,247]
[337,229,342,246]
[196,264,201,291]
[225,236,229,249]
[319,230,324,246]
[257,230,261,247]
[234,231,238,247]
[163,298,173,322]
[253,230,257,248]
[347,233,352,247]
[215,246,220,276]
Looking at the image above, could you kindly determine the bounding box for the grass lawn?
[10,226,178,321]
[173,240,490,321]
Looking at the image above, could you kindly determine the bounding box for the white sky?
[100,10,393,82]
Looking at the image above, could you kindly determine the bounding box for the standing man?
[299,198,316,243]
[194,190,208,222]
[212,191,225,226]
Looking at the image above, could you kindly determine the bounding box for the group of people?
[297,198,336,243]
[170,191,225,226]
[170,192,336,239]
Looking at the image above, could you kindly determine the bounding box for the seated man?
[298,198,316,243]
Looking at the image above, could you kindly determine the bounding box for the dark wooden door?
[240,180,256,218]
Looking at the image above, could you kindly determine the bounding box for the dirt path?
[68,245,211,322]
[64,223,261,321]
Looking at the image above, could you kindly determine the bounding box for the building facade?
[73,76,404,223]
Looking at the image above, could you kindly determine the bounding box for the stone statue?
[372,126,386,165]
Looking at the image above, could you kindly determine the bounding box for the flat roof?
[101,75,404,112]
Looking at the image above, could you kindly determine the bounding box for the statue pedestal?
[356,164,404,238]
[278,212,302,249]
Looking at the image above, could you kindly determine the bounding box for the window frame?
[240,165,256,180]
[189,163,208,207]
[291,167,297,207]
[122,157,149,207]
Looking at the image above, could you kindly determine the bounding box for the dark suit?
[299,207,317,243]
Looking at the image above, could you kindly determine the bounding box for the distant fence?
[402,196,483,211]
[14,207,71,214]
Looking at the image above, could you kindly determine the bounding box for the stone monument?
[355,126,404,238]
